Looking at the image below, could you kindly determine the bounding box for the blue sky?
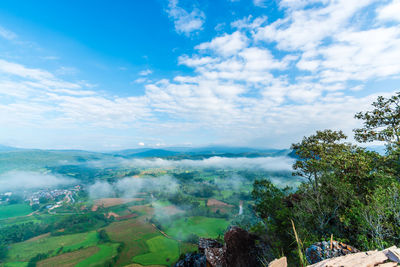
[0,0,399,150]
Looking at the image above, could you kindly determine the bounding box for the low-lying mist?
[89,156,294,171]
[88,175,178,199]
[0,171,77,192]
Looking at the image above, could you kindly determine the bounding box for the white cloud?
[377,0,400,22]
[253,0,268,7]
[139,69,152,76]
[196,31,248,56]
[0,59,151,129]
[0,171,77,192]
[0,26,17,40]
[166,0,205,35]
[2,1,400,150]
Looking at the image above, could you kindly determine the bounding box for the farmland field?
[7,231,99,261]
[37,246,100,267]
[75,243,119,267]
[165,216,230,240]
[132,235,179,266]
[0,148,297,266]
[104,217,159,266]
[0,204,32,220]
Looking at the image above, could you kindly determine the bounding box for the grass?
[165,216,229,240]
[0,204,32,220]
[104,217,159,266]
[37,246,100,267]
[7,231,99,261]
[75,243,119,267]
[3,263,29,267]
[153,200,172,207]
[179,242,198,254]
[132,236,179,266]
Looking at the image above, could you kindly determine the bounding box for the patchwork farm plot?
[0,204,32,220]
[0,154,297,267]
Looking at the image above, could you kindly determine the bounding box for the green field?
[75,243,119,267]
[132,235,179,266]
[104,217,159,266]
[37,246,100,267]
[3,262,29,267]
[0,204,32,220]
[7,231,99,261]
[165,216,229,240]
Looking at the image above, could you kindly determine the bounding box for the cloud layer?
[0,171,77,192]
[89,156,294,172]
[1,0,400,149]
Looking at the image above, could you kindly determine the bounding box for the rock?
[188,227,272,267]
[198,238,222,254]
[306,241,359,264]
[223,226,265,267]
[174,253,206,267]
[268,257,287,267]
[205,247,225,267]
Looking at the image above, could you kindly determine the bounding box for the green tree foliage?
[252,180,291,254]
[252,92,400,263]
[97,229,111,243]
[354,92,400,175]
[354,92,400,146]
[0,245,7,262]
[0,222,50,245]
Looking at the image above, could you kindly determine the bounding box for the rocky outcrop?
[307,246,400,267]
[174,253,206,267]
[198,238,222,253]
[205,247,225,266]
[306,241,359,264]
[223,226,266,267]
[174,226,272,267]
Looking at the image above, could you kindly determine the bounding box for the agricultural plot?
[165,216,230,240]
[3,262,28,267]
[0,204,32,220]
[92,198,145,211]
[7,231,99,261]
[37,246,100,267]
[132,235,179,266]
[75,243,119,267]
[104,217,159,266]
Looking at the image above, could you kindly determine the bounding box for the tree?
[354,92,400,147]
[291,130,348,192]
[0,245,7,262]
[354,92,400,176]
[252,180,292,255]
[97,229,110,243]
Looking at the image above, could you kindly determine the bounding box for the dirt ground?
[207,198,234,207]
[92,198,145,211]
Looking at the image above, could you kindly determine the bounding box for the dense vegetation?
[252,92,400,264]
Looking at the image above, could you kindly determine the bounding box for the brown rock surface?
[308,246,400,267]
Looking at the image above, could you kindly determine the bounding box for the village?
[0,185,82,210]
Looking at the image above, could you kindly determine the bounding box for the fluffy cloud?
[166,0,205,35]
[377,0,400,22]
[0,171,77,192]
[1,1,400,149]
[0,26,17,40]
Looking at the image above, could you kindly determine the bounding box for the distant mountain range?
[112,146,291,159]
[0,145,293,173]
[0,145,22,152]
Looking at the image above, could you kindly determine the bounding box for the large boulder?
[174,253,206,267]
[306,241,359,264]
[223,226,266,267]
[198,238,223,253]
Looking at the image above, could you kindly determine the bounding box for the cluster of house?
[28,185,81,206]
[0,192,13,204]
